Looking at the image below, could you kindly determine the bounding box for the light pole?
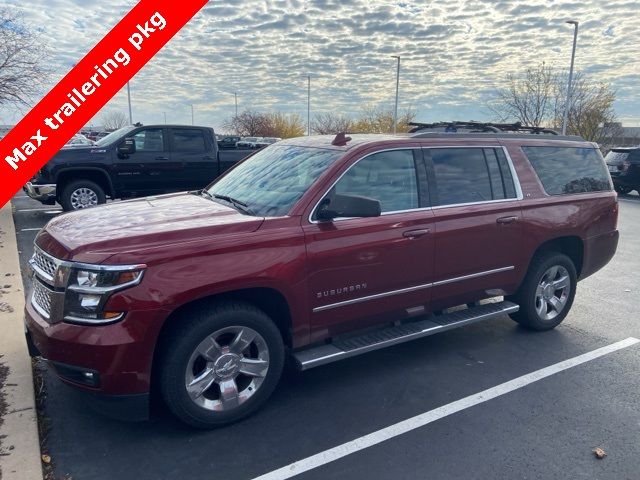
[234,92,238,135]
[307,75,311,136]
[163,112,166,124]
[126,82,133,124]
[190,104,194,125]
[392,56,400,134]
[562,20,579,135]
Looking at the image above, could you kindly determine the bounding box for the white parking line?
[252,337,640,480]
[20,228,42,232]
[17,208,62,212]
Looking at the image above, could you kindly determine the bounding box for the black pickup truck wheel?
[60,180,106,211]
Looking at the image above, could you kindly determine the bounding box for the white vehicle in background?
[236,137,263,149]
[255,137,281,148]
[64,134,95,148]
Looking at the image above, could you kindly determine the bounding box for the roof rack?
[408,121,559,135]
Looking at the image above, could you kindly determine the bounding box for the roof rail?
[408,121,559,135]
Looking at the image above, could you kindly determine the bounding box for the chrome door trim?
[313,265,514,313]
[431,265,514,287]
[313,282,433,313]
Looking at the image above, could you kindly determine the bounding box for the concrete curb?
[0,202,42,480]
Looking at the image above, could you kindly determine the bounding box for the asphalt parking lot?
[9,191,640,480]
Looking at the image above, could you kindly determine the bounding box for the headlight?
[64,265,145,325]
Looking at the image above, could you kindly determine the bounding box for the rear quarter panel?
[502,138,618,283]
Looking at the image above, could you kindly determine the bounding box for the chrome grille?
[31,279,53,319]
[31,246,58,282]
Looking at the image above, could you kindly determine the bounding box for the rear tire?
[60,180,106,211]
[509,252,577,331]
[159,301,285,429]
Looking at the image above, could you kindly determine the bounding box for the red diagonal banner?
[0,0,208,208]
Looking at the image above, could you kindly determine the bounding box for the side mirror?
[118,137,136,155]
[316,194,381,221]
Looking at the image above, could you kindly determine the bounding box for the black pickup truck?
[24,125,252,211]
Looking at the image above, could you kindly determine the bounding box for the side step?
[293,301,519,370]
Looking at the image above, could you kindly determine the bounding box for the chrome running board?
[293,301,519,370]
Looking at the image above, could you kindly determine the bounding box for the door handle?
[403,228,431,239]
[496,216,518,225]
[155,156,169,161]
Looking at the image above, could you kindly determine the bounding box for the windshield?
[205,145,342,217]
[95,125,136,147]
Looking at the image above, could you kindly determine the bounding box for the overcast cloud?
[0,0,638,131]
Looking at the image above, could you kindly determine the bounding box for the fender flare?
[54,167,116,197]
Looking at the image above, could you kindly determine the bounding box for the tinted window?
[332,150,419,213]
[430,148,493,205]
[522,147,611,195]
[173,129,206,152]
[207,145,341,217]
[132,129,164,152]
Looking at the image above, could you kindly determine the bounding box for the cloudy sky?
[0,0,638,131]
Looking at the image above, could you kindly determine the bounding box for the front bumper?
[24,293,168,395]
[23,182,57,203]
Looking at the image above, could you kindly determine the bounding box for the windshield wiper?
[210,193,255,216]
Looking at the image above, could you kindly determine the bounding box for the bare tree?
[492,64,621,145]
[0,9,49,107]
[224,110,305,138]
[491,63,556,127]
[312,113,353,134]
[101,110,129,131]
[552,73,619,144]
[267,112,305,138]
[351,106,416,133]
[224,110,270,136]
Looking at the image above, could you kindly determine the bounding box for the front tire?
[60,180,106,211]
[159,301,285,429]
[509,252,577,331]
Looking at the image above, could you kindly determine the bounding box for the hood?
[36,192,264,258]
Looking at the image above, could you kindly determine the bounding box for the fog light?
[79,294,101,308]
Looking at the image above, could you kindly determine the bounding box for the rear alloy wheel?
[509,252,577,330]
[534,265,571,322]
[60,180,106,211]
[159,302,284,428]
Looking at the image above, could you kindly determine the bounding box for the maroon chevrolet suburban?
[24,125,618,428]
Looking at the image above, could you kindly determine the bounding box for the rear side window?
[428,148,518,206]
[172,129,207,152]
[522,147,611,195]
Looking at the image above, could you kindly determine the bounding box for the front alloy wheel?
[60,179,106,211]
[70,187,99,209]
[159,301,285,428]
[185,326,269,412]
